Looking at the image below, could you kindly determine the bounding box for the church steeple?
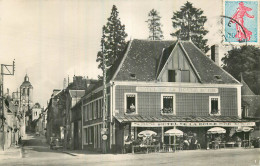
[24,74,29,82]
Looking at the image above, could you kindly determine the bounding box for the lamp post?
[101,27,108,154]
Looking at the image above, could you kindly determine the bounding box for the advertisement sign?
[131,121,255,127]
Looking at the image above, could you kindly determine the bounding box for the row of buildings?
[46,39,260,153]
[0,74,46,150]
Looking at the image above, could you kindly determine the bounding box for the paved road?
[0,133,260,166]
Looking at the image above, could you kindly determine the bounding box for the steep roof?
[242,95,260,117]
[112,39,239,84]
[180,41,239,84]
[113,39,174,81]
[240,75,255,95]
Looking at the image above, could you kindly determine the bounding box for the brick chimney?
[211,45,219,66]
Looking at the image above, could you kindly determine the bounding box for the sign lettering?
[136,87,218,93]
[131,122,255,127]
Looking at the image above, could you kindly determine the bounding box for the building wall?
[115,85,238,117]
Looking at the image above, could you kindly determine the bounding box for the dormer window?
[168,70,176,82]
[168,69,190,82]
[130,73,136,79]
[214,75,222,81]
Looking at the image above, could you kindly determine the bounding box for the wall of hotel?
[115,85,238,116]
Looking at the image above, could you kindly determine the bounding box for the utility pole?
[101,27,107,154]
[0,60,15,151]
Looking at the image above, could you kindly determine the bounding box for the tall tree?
[171,1,209,53]
[96,5,128,69]
[146,9,164,40]
[222,45,260,94]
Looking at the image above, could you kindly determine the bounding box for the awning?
[165,129,183,137]
[236,126,254,132]
[138,130,157,137]
[207,127,226,134]
[114,115,255,127]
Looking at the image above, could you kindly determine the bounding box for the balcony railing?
[161,108,174,115]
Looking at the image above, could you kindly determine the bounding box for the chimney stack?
[211,45,219,66]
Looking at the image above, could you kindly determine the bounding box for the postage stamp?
[223,0,259,44]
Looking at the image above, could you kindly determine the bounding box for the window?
[161,94,175,115]
[209,96,220,115]
[89,103,93,120]
[84,106,88,121]
[93,101,96,119]
[181,70,190,82]
[168,70,176,82]
[125,93,137,114]
[84,128,88,144]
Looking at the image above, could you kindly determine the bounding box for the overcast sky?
[0,0,224,107]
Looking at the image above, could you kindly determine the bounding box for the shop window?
[209,96,220,115]
[125,93,137,114]
[168,70,176,82]
[161,94,175,115]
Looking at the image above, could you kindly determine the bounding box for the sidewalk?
[0,134,27,160]
[0,146,22,160]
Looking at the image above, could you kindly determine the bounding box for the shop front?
[115,115,255,153]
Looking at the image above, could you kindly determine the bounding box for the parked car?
[35,132,40,136]
[50,137,63,150]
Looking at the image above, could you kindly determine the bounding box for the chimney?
[63,78,67,90]
[211,45,219,66]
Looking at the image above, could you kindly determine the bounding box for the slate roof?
[113,39,174,81]
[241,78,255,95]
[112,39,240,84]
[20,81,33,88]
[114,115,248,123]
[242,95,260,118]
[179,41,239,84]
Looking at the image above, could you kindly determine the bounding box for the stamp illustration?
[224,0,259,44]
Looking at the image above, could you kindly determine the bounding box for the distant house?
[81,39,255,152]
[46,76,97,148]
[241,75,260,137]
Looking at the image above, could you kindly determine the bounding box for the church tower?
[20,74,33,106]
[20,74,33,134]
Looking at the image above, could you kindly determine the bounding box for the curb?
[62,151,78,156]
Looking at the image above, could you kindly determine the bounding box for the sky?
[0,0,225,107]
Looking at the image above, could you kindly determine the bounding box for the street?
[0,133,259,166]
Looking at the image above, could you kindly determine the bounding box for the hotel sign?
[131,122,255,127]
[136,87,218,93]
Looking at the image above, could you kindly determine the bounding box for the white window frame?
[209,96,221,116]
[83,127,88,145]
[161,94,176,115]
[84,106,88,122]
[124,93,138,114]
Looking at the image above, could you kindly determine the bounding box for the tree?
[96,5,128,69]
[222,45,260,94]
[171,1,209,53]
[146,9,164,40]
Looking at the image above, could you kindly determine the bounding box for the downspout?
[81,99,83,150]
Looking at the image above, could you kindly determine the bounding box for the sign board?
[136,87,218,93]
[102,134,107,140]
[101,128,108,135]
[131,122,255,127]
